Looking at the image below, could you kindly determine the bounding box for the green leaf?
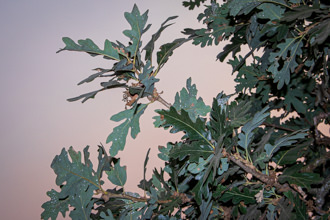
[264,130,308,158]
[279,164,323,190]
[283,88,308,113]
[268,38,303,89]
[158,143,173,162]
[143,16,178,62]
[273,139,311,165]
[228,0,263,16]
[51,147,99,196]
[100,210,115,220]
[217,35,245,62]
[209,96,228,141]
[172,77,211,121]
[106,104,148,156]
[138,61,159,96]
[77,68,111,85]
[238,106,269,150]
[234,65,261,93]
[106,159,127,186]
[170,142,213,163]
[123,4,149,60]
[182,0,207,10]
[157,107,213,148]
[284,191,308,219]
[69,186,95,220]
[57,37,120,61]
[220,187,257,205]
[228,100,252,128]
[67,80,126,103]
[257,3,285,20]
[155,38,190,74]
[41,189,69,220]
[281,5,323,22]
[49,147,99,219]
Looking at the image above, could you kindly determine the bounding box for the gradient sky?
[0,0,234,219]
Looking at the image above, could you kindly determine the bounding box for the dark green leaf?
[182,0,207,10]
[227,0,262,16]
[238,106,269,150]
[51,147,99,197]
[106,104,148,156]
[173,77,211,121]
[106,159,127,187]
[279,164,323,190]
[283,88,308,113]
[155,38,190,74]
[41,189,69,220]
[273,139,311,165]
[143,16,178,62]
[57,37,120,60]
[77,68,111,85]
[268,38,303,89]
[49,147,99,219]
[123,4,149,59]
[284,191,308,219]
[100,210,115,220]
[257,3,285,20]
[157,107,213,147]
[137,61,159,97]
[264,130,308,158]
[220,187,257,205]
[69,186,95,220]
[281,5,324,22]
[170,141,213,163]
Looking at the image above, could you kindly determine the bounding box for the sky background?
[0,0,234,219]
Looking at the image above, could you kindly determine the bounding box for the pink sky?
[0,0,234,219]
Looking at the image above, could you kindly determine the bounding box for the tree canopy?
[42,0,329,219]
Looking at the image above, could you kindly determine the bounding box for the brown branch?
[313,112,330,144]
[99,189,190,205]
[222,150,291,193]
[262,122,295,132]
[301,152,330,172]
[316,174,330,212]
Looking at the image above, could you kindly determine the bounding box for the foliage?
[42,1,330,219]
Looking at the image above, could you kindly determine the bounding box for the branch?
[222,150,291,193]
[99,189,190,205]
[301,152,330,172]
[313,112,330,144]
[316,174,330,212]
[262,122,295,132]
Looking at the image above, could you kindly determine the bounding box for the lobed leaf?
[155,38,190,74]
[238,106,269,150]
[157,107,212,147]
[123,4,150,61]
[106,104,148,156]
[279,164,323,190]
[106,159,127,186]
[264,130,308,158]
[143,16,178,62]
[41,189,69,220]
[57,37,120,61]
[172,77,211,122]
[220,187,257,205]
[170,141,213,163]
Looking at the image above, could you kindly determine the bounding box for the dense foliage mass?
[42,0,329,219]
